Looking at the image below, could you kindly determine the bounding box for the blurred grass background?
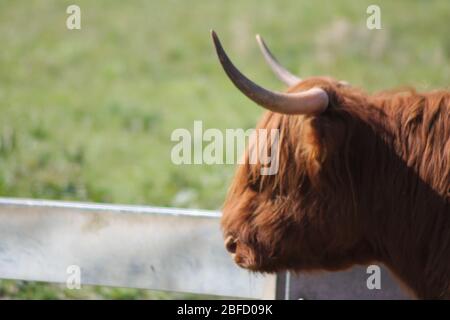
[0,0,449,299]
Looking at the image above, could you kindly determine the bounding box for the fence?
[0,197,409,299]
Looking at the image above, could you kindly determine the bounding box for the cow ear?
[296,115,346,186]
[298,117,324,184]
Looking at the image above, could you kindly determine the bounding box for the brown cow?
[211,31,450,299]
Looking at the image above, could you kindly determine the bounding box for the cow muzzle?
[224,235,259,270]
[224,235,237,254]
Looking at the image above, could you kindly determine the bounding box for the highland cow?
[211,31,450,299]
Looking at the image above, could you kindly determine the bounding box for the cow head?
[212,31,373,273]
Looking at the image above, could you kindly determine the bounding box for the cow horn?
[211,30,328,115]
[255,34,301,87]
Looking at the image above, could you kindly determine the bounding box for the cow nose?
[225,235,237,254]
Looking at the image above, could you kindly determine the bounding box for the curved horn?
[211,30,328,115]
[256,34,301,86]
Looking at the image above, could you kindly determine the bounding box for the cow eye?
[248,179,261,192]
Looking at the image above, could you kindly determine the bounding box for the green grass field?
[0,0,449,299]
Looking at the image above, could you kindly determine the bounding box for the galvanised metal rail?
[0,197,275,299]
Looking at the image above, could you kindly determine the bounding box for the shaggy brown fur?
[222,77,450,299]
